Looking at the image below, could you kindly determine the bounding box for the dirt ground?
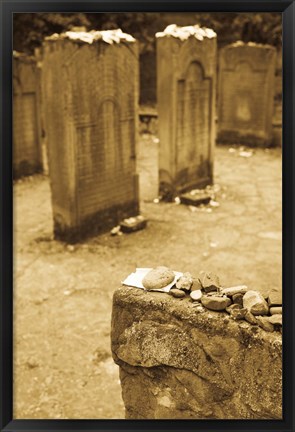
[13,138,282,419]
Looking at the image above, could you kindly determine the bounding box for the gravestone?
[13,52,42,178]
[218,42,276,146]
[156,24,217,198]
[272,47,282,147]
[42,30,139,243]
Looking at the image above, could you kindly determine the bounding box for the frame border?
[1,1,294,431]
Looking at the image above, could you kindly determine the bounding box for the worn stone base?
[159,177,212,202]
[180,192,211,207]
[13,161,43,179]
[217,130,273,148]
[54,201,139,244]
[111,287,282,419]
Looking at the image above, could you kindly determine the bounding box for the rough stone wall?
[156,27,217,197]
[111,287,282,419]
[13,53,43,178]
[217,42,276,146]
[42,33,139,242]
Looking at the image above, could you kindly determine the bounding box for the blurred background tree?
[14,12,282,104]
[13,12,282,54]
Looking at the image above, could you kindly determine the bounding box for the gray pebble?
[268,314,282,326]
[270,306,282,315]
[201,294,231,311]
[256,316,274,332]
[243,290,269,316]
[170,288,186,298]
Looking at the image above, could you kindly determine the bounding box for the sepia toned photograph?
[12,11,282,420]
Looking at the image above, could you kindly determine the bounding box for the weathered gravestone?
[156,24,217,198]
[272,47,282,147]
[42,30,139,243]
[111,287,282,419]
[218,42,276,146]
[13,52,43,178]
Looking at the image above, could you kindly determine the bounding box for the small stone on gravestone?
[221,285,248,297]
[270,306,282,315]
[244,310,258,325]
[232,293,244,306]
[267,290,282,307]
[142,266,175,290]
[268,314,282,326]
[201,294,231,311]
[199,271,221,293]
[243,290,269,316]
[192,304,205,313]
[170,288,186,298]
[191,279,202,291]
[230,307,247,320]
[226,303,241,314]
[176,272,193,291]
[190,289,202,302]
[120,215,147,233]
[256,316,274,332]
[110,225,121,236]
[180,191,211,207]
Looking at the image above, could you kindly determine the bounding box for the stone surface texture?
[42,32,139,242]
[218,42,276,147]
[221,285,248,296]
[256,316,275,332]
[243,290,269,315]
[268,289,282,306]
[190,289,202,301]
[199,271,220,292]
[270,306,282,315]
[170,288,186,298]
[176,272,193,291]
[13,52,43,178]
[157,26,217,197]
[232,293,244,305]
[111,287,282,419]
[268,314,282,325]
[201,294,231,311]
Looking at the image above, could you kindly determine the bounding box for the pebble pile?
[169,270,282,333]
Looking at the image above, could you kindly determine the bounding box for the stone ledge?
[111,286,282,419]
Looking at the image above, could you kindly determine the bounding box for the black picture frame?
[1,1,294,431]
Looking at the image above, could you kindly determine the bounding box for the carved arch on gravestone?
[176,60,212,186]
[177,39,212,81]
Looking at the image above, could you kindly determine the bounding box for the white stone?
[190,290,202,301]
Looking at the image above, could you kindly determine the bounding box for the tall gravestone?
[218,42,276,146]
[156,25,217,198]
[13,52,42,178]
[42,30,139,243]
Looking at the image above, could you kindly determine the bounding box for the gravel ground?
[13,139,282,419]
